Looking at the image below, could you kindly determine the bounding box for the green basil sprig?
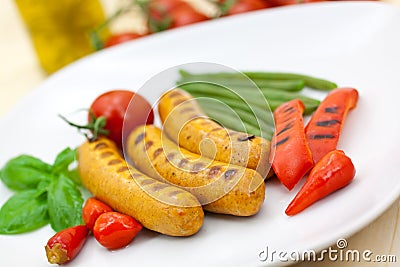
[0,147,84,234]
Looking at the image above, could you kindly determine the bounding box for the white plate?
[1,2,400,266]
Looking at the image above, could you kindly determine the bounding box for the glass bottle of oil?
[15,0,109,74]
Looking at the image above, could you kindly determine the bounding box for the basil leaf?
[0,190,49,234]
[47,174,83,232]
[0,155,52,191]
[52,147,77,174]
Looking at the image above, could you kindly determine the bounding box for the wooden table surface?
[1,0,399,266]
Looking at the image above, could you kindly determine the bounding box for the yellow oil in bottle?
[15,0,109,74]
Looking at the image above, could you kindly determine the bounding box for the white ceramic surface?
[1,2,400,266]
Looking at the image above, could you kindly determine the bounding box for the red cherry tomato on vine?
[93,212,143,250]
[105,33,147,48]
[82,198,113,231]
[148,0,209,32]
[89,90,154,148]
[149,0,184,14]
[264,0,323,8]
[168,4,209,28]
[222,0,269,16]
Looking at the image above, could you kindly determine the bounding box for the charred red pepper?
[285,150,356,216]
[82,197,113,231]
[270,99,314,190]
[45,225,89,265]
[305,87,358,163]
[93,212,142,250]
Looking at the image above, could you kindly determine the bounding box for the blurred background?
[1,0,399,116]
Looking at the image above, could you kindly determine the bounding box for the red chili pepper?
[305,87,358,163]
[93,212,143,250]
[82,197,113,231]
[45,225,89,265]
[285,150,356,216]
[270,99,314,190]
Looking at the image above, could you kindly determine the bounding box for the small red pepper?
[270,99,314,190]
[305,87,358,163]
[285,150,356,216]
[82,197,113,231]
[93,212,143,250]
[45,225,89,265]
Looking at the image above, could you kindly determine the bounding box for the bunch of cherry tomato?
[101,0,325,48]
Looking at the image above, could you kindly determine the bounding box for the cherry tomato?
[93,212,143,250]
[82,198,113,231]
[89,90,154,148]
[104,33,147,48]
[264,0,323,7]
[222,0,269,16]
[168,4,209,29]
[149,0,184,14]
[45,225,89,264]
[148,0,209,32]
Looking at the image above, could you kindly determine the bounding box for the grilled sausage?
[126,125,265,216]
[158,88,272,178]
[78,137,204,236]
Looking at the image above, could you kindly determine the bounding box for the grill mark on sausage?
[191,162,205,173]
[276,122,294,136]
[324,106,339,113]
[135,133,145,145]
[140,179,156,186]
[166,152,176,162]
[131,173,142,178]
[200,120,212,126]
[309,134,335,140]
[168,91,182,98]
[208,165,222,178]
[94,142,108,150]
[316,120,341,127]
[180,107,195,113]
[224,169,238,180]
[117,166,129,173]
[178,158,188,168]
[145,141,154,150]
[238,135,255,141]
[153,148,163,159]
[100,151,113,158]
[168,190,182,198]
[173,98,186,106]
[108,159,122,165]
[152,183,169,192]
[210,127,222,132]
[274,136,289,147]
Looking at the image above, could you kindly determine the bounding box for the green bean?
[243,72,337,91]
[259,88,320,105]
[180,83,268,108]
[197,98,275,132]
[180,82,320,114]
[193,94,274,125]
[266,99,319,115]
[198,102,273,140]
[177,77,304,91]
[179,70,337,91]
